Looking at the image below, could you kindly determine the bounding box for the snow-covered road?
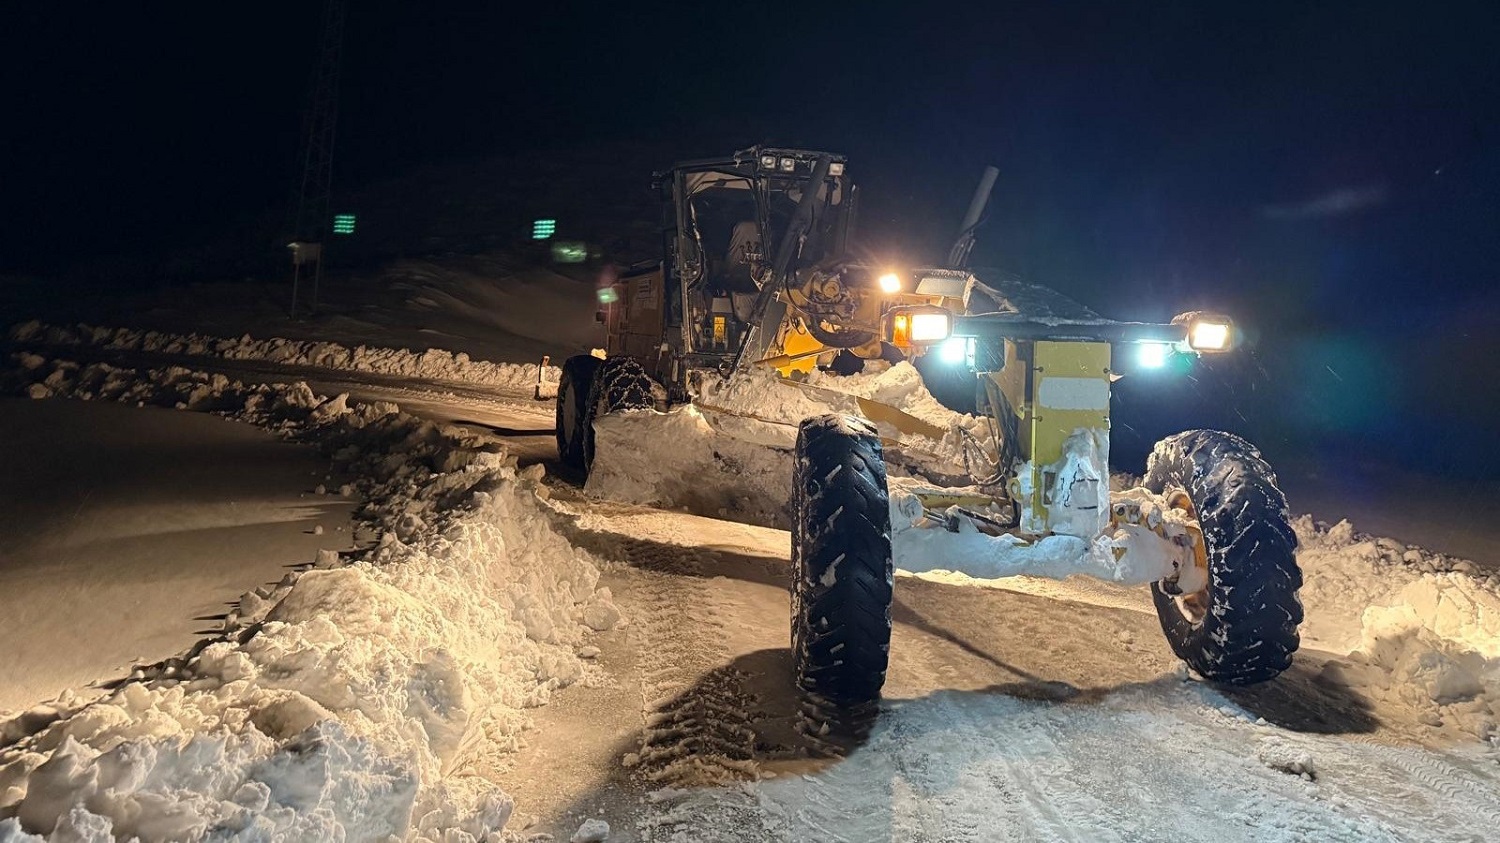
[0,398,355,712]
[6,324,1500,841]
[497,489,1500,841]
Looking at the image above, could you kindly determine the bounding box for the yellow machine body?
[991,339,1112,532]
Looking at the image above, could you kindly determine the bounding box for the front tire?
[1145,430,1302,684]
[791,414,894,709]
[582,356,655,474]
[555,355,602,471]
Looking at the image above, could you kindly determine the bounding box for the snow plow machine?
[555,147,1302,710]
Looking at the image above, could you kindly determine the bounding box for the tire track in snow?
[1332,735,1500,838]
[599,535,774,840]
[649,683,1500,841]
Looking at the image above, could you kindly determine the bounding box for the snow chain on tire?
[1145,429,1303,684]
[582,355,655,474]
[792,414,894,710]
[555,355,602,472]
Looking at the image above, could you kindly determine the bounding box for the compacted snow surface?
[7,320,1500,841]
[0,398,355,713]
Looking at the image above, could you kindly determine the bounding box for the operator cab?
[665,149,854,361]
[598,147,857,396]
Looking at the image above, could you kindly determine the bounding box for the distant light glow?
[332,213,356,234]
[1190,320,1231,351]
[552,241,587,263]
[1137,342,1172,369]
[532,218,557,240]
[878,272,901,293]
[597,287,619,304]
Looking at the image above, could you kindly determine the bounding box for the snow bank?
[2,355,618,840]
[1294,517,1500,738]
[8,320,556,393]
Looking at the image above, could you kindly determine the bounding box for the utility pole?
[288,0,348,316]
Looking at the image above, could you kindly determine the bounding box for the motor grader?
[555,147,1301,709]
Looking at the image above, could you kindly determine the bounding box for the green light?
[597,287,619,304]
[552,241,587,263]
[332,213,356,234]
[532,219,557,240]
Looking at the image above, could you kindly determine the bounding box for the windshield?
[686,170,848,275]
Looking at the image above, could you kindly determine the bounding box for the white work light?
[1137,342,1172,369]
[938,336,971,364]
[878,272,902,293]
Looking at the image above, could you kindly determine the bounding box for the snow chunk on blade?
[1,356,617,839]
[588,363,984,529]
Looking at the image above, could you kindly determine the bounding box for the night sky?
[4,1,1497,470]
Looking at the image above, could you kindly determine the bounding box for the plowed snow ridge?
[1,355,616,840]
[9,320,556,391]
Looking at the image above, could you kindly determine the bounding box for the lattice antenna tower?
[291,0,348,242]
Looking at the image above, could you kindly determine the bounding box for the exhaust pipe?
[946,165,999,269]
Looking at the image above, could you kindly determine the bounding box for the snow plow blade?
[782,379,950,444]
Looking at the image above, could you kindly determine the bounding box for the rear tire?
[791,414,894,709]
[1145,430,1302,684]
[582,356,655,474]
[555,355,602,471]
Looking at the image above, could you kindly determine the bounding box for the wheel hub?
[1163,489,1210,624]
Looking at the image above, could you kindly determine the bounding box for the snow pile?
[8,320,556,393]
[804,362,976,432]
[1295,517,1500,738]
[589,363,985,528]
[2,355,618,840]
[588,404,797,528]
[704,362,989,466]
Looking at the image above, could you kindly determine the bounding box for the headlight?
[1188,320,1231,351]
[910,312,952,342]
[878,272,901,293]
[829,162,845,176]
[1173,312,1236,352]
